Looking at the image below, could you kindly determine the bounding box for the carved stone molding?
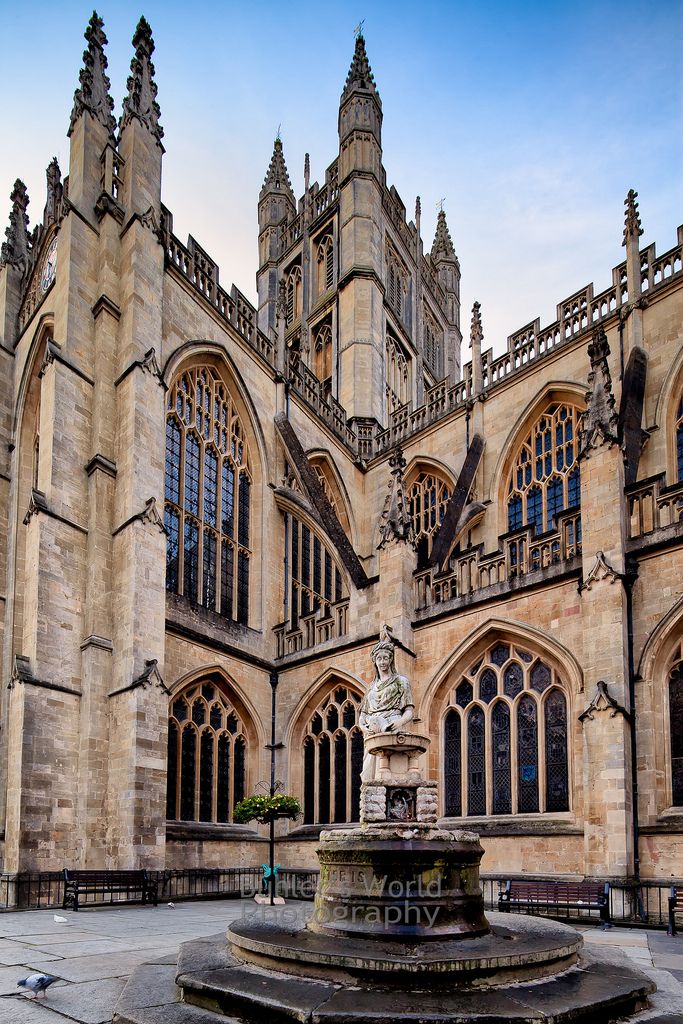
[85,453,117,478]
[579,680,631,723]
[140,496,165,532]
[38,339,61,377]
[140,346,164,384]
[109,658,168,697]
[377,446,415,549]
[579,550,623,593]
[579,329,620,458]
[80,634,114,653]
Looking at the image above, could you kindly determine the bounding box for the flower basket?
[233,794,302,825]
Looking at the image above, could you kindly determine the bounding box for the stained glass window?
[165,365,251,624]
[408,471,451,568]
[302,685,363,825]
[443,643,569,818]
[284,513,348,634]
[166,680,247,823]
[676,398,683,483]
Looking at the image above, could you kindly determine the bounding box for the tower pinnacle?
[622,189,643,246]
[470,301,483,347]
[341,33,381,106]
[121,16,164,144]
[431,209,457,263]
[260,138,295,205]
[0,180,31,272]
[69,11,116,138]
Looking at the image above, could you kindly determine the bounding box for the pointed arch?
[428,621,576,819]
[162,344,267,629]
[306,450,355,542]
[404,458,456,569]
[489,383,586,538]
[165,665,262,823]
[286,667,366,825]
[653,339,683,482]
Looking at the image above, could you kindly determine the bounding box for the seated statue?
[359,624,414,781]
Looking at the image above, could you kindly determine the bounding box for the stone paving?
[0,900,680,1022]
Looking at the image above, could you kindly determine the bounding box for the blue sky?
[1,0,681,355]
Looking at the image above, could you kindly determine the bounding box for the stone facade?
[0,16,682,890]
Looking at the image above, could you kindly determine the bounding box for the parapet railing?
[627,475,683,541]
[274,598,350,660]
[415,512,582,613]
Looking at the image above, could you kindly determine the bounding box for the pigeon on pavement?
[17,973,59,998]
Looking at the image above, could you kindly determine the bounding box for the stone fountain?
[115,627,656,1023]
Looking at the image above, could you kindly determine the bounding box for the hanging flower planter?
[233,794,302,825]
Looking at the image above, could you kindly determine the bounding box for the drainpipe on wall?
[625,560,646,921]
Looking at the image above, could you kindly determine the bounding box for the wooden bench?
[667,886,683,935]
[63,869,158,912]
[498,879,611,926]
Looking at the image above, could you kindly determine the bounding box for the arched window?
[283,511,348,633]
[302,684,363,824]
[407,469,451,568]
[506,403,582,536]
[443,642,570,817]
[313,323,333,393]
[676,397,683,482]
[669,659,683,806]
[286,265,302,326]
[386,332,410,420]
[423,308,443,379]
[166,679,247,823]
[316,235,334,295]
[165,365,251,624]
[386,247,405,320]
[309,456,351,536]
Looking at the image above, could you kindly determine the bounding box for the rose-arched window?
[506,403,582,536]
[407,469,451,568]
[166,680,247,823]
[443,642,570,817]
[302,685,363,824]
[165,365,251,624]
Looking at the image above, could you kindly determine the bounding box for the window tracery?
[443,643,570,817]
[423,308,443,379]
[166,680,247,823]
[302,685,363,824]
[284,512,347,631]
[386,245,406,320]
[669,657,683,805]
[316,235,334,295]
[407,469,451,568]
[165,364,251,624]
[313,322,333,394]
[286,264,302,326]
[676,396,683,482]
[506,403,582,535]
[386,332,410,420]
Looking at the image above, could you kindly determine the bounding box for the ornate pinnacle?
[470,301,483,347]
[69,11,116,138]
[260,138,295,203]
[1,179,31,272]
[579,327,619,457]
[120,16,164,143]
[431,208,456,262]
[341,33,380,104]
[622,189,643,246]
[44,158,63,227]
[377,447,415,549]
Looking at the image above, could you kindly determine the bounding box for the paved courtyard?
[0,899,681,1022]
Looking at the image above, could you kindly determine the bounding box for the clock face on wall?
[40,237,58,293]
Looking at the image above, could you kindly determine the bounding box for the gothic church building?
[0,14,682,889]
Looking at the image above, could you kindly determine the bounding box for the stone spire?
[69,11,116,138]
[470,301,483,395]
[579,328,619,458]
[43,158,63,227]
[341,32,381,106]
[0,180,31,272]
[431,209,457,263]
[377,448,415,549]
[120,16,164,144]
[260,137,295,205]
[622,189,643,247]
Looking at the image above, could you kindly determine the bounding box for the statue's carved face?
[375,650,392,675]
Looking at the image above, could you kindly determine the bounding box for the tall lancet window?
[165,364,251,624]
[386,332,410,420]
[676,397,683,482]
[301,685,363,825]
